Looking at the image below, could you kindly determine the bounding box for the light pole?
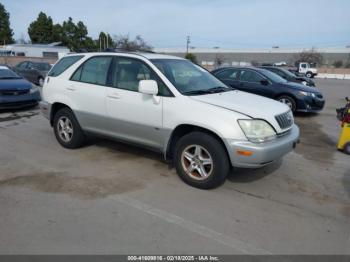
[186,36,190,54]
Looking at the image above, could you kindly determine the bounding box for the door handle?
[107,93,121,99]
[66,85,76,91]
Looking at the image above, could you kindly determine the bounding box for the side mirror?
[260,79,269,86]
[138,80,158,95]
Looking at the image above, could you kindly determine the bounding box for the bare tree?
[294,48,323,66]
[113,34,152,51]
[215,54,225,68]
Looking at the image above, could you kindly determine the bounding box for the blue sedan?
[212,67,325,113]
[0,66,41,109]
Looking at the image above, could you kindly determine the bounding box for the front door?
[105,56,165,150]
[238,69,274,98]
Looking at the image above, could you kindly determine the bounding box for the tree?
[60,17,97,52]
[28,12,55,43]
[185,53,197,63]
[294,48,323,66]
[113,34,152,51]
[333,60,343,68]
[98,31,114,50]
[0,2,14,45]
[215,54,225,68]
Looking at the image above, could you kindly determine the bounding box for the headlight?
[299,91,315,97]
[30,85,39,94]
[238,119,276,143]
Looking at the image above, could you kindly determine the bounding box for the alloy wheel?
[181,144,214,180]
[57,116,74,143]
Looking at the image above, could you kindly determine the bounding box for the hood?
[282,81,319,93]
[0,78,32,91]
[190,90,291,133]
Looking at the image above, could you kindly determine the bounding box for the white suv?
[40,52,299,189]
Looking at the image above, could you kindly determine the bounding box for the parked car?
[212,67,324,113]
[40,52,299,189]
[13,61,52,87]
[0,65,41,109]
[260,66,315,87]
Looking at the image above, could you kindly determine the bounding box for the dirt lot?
[0,79,349,254]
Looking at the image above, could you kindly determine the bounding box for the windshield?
[278,67,297,78]
[150,59,229,95]
[0,67,22,79]
[260,68,287,83]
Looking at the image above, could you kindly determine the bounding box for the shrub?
[333,60,343,68]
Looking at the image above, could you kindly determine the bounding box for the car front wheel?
[277,95,297,112]
[174,132,230,189]
[53,107,85,149]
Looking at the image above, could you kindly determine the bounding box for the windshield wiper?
[183,89,212,95]
[206,86,233,93]
[0,76,21,79]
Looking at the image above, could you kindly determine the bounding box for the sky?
[2,0,350,49]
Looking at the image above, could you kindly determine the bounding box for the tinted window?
[113,57,171,96]
[240,70,264,82]
[260,69,287,83]
[17,62,28,69]
[74,56,112,85]
[216,69,239,80]
[48,55,84,77]
[34,63,51,71]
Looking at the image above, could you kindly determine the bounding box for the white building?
[0,42,70,58]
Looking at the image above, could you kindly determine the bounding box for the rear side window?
[48,55,83,77]
[71,56,112,85]
[216,69,239,80]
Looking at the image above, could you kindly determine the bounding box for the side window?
[271,69,284,78]
[216,69,239,80]
[240,70,264,82]
[112,57,171,96]
[17,62,28,69]
[301,64,307,68]
[49,55,84,77]
[75,56,113,85]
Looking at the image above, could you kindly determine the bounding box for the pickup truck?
[287,62,318,78]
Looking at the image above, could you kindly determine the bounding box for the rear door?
[105,56,168,150]
[69,56,113,132]
[214,68,240,88]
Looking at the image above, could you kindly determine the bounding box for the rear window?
[48,55,83,77]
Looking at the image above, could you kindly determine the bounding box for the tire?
[38,77,44,87]
[277,95,297,112]
[53,107,85,149]
[174,132,230,189]
[305,72,313,78]
[344,142,350,155]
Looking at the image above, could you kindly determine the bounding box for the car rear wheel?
[306,72,313,78]
[344,142,350,155]
[53,107,85,149]
[277,95,297,112]
[174,132,230,189]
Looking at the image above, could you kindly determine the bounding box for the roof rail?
[103,48,156,54]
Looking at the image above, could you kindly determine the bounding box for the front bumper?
[0,90,41,109]
[297,95,325,112]
[224,125,300,168]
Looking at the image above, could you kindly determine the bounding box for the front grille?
[275,111,293,129]
[0,90,29,96]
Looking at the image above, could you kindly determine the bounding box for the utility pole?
[186,36,190,54]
